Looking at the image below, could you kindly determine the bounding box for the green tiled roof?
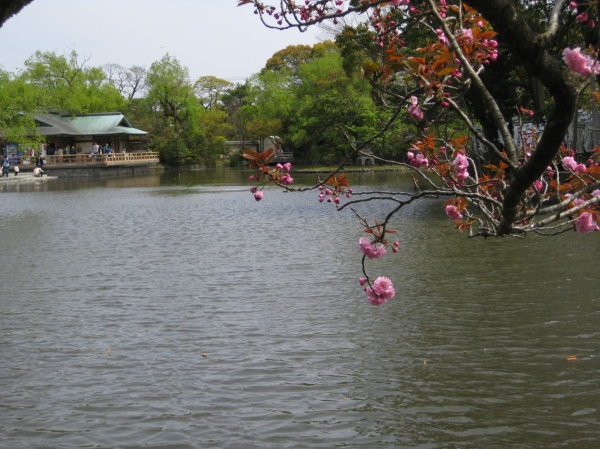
[35,112,147,137]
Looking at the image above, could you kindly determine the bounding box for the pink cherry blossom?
[562,47,599,77]
[358,237,387,259]
[533,180,543,191]
[453,154,470,182]
[453,153,469,170]
[359,277,367,286]
[592,189,600,197]
[461,28,473,43]
[250,186,257,193]
[436,29,449,46]
[445,204,463,220]
[283,163,292,172]
[565,194,585,206]
[407,96,424,121]
[254,191,264,201]
[576,12,588,23]
[280,173,294,185]
[364,276,396,306]
[563,156,586,173]
[563,156,577,171]
[575,212,599,233]
[415,153,429,168]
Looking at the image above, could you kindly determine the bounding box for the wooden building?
[35,112,149,155]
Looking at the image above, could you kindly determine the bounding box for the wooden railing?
[272,151,294,163]
[12,152,160,166]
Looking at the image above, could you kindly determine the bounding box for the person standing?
[89,144,100,158]
[2,155,10,177]
[14,161,19,176]
[36,152,45,175]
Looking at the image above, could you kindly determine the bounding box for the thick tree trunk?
[0,0,33,28]
[468,0,579,234]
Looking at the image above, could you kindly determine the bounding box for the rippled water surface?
[0,169,599,448]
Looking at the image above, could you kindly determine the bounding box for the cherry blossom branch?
[425,0,518,166]
[444,98,512,167]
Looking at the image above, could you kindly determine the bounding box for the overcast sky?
[0,0,324,83]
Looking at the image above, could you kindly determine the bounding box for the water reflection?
[0,168,598,448]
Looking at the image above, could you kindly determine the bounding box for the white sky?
[0,0,324,83]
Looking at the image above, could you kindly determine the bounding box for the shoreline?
[0,173,58,184]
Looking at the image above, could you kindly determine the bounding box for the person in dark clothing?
[1,156,10,177]
[36,153,45,175]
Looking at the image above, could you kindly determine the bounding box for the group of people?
[89,142,115,158]
[1,152,44,178]
[1,155,24,177]
[58,145,77,156]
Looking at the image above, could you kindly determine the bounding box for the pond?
[0,169,598,448]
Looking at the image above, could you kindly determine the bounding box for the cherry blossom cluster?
[406,150,429,168]
[576,211,600,233]
[318,184,353,204]
[248,162,293,201]
[445,204,463,220]
[562,47,600,77]
[407,96,424,121]
[452,153,470,183]
[359,276,396,306]
[357,236,400,305]
[358,236,387,258]
[563,156,586,174]
[570,1,597,27]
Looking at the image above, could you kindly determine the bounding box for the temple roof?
[35,112,147,137]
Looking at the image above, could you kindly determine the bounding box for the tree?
[245,69,295,142]
[262,41,338,81]
[23,50,125,114]
[287,50,388,160]
[0,68,44,148]
[103,63,147,100]
[240,0,600,305]
[193,76,233,111]
[146,54,196,128]
[145,54,207,165]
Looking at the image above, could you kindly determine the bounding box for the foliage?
[262,41,338,76]
[145,54,209,165]
[193,76,234,111]
[22,50,125,114]
[287,51,384,158]
[0,69,43,148]
[197,108,233,159]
